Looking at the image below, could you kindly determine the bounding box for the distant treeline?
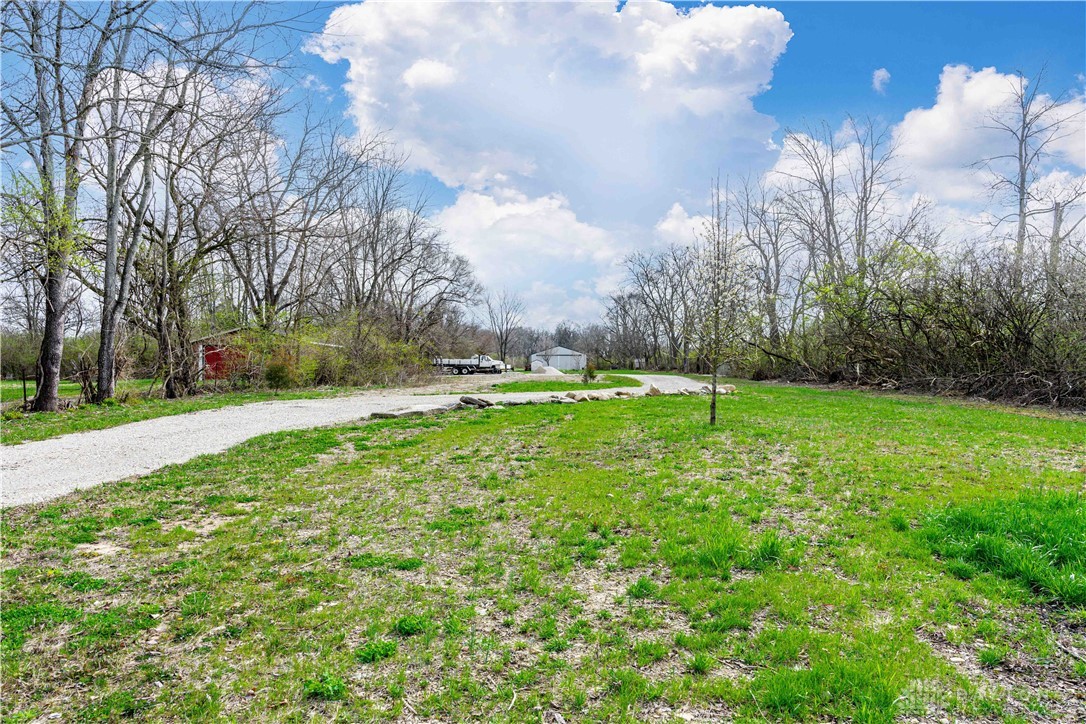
[600,115,1085,408]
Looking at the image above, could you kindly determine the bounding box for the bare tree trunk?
[33,270,67,411]
[1048,201,1064,278]
[710,365,718,426]
[1014,124,1029,285]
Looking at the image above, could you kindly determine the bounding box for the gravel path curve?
[1,374,701,508]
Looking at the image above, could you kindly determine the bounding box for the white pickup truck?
[433,354,506,375]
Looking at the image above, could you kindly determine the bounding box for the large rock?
[460,395,493,408]
[565,391,590,402]
[614,390,633,398]
[721,384,737,394]
[371,404,447,420]
[645,384,664,397]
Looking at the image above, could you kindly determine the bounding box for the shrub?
[582,362,597,384]
[264,359,296,390]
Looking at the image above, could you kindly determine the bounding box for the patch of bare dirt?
[74,540,126,556]
[998,446,1086,475]
[637,700,737,722]
[917,627,1086,722]
[169,514,232,538]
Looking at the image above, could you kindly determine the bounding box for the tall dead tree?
[977,68,1085,282]
[485,290,525,363]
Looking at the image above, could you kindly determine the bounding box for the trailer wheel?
[451,367,460,375]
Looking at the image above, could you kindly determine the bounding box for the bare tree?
[1,1,143,410]
[224,112,362,329]
[976,68,1086,278]
[623,245,699,369]
[90,1,276,400]
[485,290,525,363]
[117,66,283,397]
[733,178,799,353]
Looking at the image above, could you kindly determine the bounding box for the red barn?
[193,329,246,381]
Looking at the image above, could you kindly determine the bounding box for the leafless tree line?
[604,84,1085,406]
[2,0,479,407]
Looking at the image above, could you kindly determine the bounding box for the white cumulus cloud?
[401,59,457,90]
[434,189,623,326]
[311,1,792,225]
[872,67,891,94]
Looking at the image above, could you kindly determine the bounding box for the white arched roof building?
[529,346,588,371]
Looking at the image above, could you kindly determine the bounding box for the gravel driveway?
[1,374,700,508]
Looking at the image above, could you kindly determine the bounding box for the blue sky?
[280,2,1085,325]
[760,2,1085,131]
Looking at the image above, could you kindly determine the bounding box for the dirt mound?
[531,365,563,375]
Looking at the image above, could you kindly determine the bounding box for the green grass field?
[0,378,156,405]
[2,384,1084,721]
[490,374,640,394]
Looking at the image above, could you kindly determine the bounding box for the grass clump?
[347,551,425,571]
[56,571,107,592]
[355,639,397,664]
[978,645,1009,667]
[688,652,713,675]
[626,576,658,600]
[79,690,148,719]
[632,640,669,666]
[393,614,430,637]
[302,672,347,700]
[746,530,786,571]
[922,490,1086,604]
[425,506,481,533]
[1,603,81,651]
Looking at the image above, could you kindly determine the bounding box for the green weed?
[356,640,397,664]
